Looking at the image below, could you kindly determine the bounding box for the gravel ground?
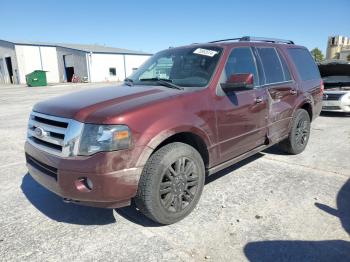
[0,83,349,261]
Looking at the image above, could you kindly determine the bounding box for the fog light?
[75,177,93,192]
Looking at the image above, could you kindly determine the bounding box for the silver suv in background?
[319,60,350,113]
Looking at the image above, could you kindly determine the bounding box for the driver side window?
[222,47,259,87]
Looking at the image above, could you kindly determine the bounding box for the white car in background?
[318,61,350,113]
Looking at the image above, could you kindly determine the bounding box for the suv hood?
[33,85,180,123]
[319,63,350,92]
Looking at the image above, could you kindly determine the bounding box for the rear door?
[255,47,298,143]
[216,47,268,162]
[287,48,323,117]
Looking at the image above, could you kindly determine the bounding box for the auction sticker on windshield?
[193,48,218,57]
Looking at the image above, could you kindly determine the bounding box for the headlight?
[340,92,350,102]
[78,124,131,156]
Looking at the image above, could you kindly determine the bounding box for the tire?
[135,142,205,225]
[278,109,311,155]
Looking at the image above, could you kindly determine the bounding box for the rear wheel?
[278,109,311,154]
[135,142,205,225]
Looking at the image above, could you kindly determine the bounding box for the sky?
[0,0,349,54]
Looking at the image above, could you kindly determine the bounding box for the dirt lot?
[0,83,349,261]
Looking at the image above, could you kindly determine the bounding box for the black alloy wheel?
[159,157,199,213]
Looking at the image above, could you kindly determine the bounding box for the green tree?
[347,54,350,62]
[310,48,324,62]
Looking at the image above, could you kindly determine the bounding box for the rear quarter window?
[287,48,320,81]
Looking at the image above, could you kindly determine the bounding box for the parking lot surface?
[0,83,349,261]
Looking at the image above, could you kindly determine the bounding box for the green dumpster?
[26,70,48,87]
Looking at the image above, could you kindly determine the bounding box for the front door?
[216,47,268,163]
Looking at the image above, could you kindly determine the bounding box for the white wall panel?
[40,47,59,83]
[89,54,125,82]
[124,55,150,77]
[15,45,42,84]
[88,53,151,82]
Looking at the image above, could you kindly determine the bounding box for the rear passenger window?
[257,48,284,84]
[287,48,320,81]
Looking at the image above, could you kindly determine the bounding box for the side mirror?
[221,73,254,92]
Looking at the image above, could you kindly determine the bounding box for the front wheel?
[278,109,311,154]
[135,142,205,225]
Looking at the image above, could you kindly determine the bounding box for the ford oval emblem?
[34,127,45,137]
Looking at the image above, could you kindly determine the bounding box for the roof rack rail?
[240,36,294,44]
[208,36,294,45]
[208,38,241,43]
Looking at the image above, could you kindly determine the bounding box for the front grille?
[27,112,68,155]
[31,137,62,151]
[322,106,341,110]
[27,112,84,157]
[33,115,68,128]
[323,93,345,101]
[26,153,58,180]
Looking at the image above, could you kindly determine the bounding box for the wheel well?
[300,103,313,121]
[153,132,209,168]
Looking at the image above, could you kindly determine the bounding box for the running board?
[207,143,273,176]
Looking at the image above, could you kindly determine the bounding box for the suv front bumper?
[25,141,143,208]
[322,91,350,112]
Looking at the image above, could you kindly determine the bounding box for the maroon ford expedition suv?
[25,36,323,224]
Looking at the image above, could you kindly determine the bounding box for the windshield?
[128,46,223,88]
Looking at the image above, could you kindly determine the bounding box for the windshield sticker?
[193,48,218,57]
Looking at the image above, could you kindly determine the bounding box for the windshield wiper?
[139,78,183,90]
[124,78,134,86]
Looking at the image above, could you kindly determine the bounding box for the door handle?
[255,97,264,104]
[290,89,297,95]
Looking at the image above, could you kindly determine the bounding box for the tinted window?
[278,52,292,81]
[257,47,284,84]
[288,48,320,81]
[223,47,259,86]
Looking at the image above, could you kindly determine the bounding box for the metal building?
[0,39,152,85]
